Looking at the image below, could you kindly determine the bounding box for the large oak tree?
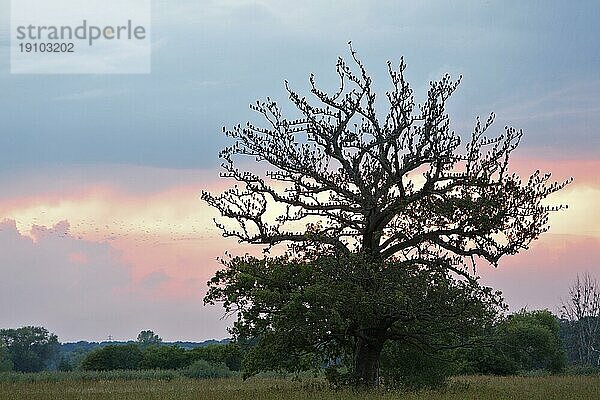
[202,46,570,386]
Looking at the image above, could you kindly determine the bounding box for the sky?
[1,0,600,342]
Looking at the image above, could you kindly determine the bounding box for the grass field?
[2,375,600,400]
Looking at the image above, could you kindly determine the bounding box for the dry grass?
[1,375,600,400]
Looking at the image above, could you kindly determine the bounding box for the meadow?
[2,373,600,400]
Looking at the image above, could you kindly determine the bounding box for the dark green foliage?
[221,343,243,371]
[239,336,320,379]
[57,339,229,371]
[77,342,240,373]
[182,360,233,379]
[60,339,229,353]
[380,341,451,390]
[136,330,162,349]
[140,345,188,370]
[187,343,242,372]
[167,339,230,350]
[457,309,566,375]
[563,364,600,375]
[455,341,517,376]
[205,253,504,385]
[0,326,60,373]
[58,341,104,370]
[0,345,13,372]
[500,310,566,373]
[59,347,95,371]
[560,273,600,366]
[559,319,578,365]
[558,318,600,366]
[81,344,142,371]
[60,341,104,353]
[57,356,73,372]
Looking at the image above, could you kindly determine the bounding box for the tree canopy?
[202,45,570,269]
[0,326,59,373]
[206,254,503,386]
[137,330,162,349]
[81,344,143,371]
[457,309,566,375]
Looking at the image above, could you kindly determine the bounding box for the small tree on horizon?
[136,330,162,349]
[203,45,571,387]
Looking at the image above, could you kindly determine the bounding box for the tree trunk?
[354,337,384,387]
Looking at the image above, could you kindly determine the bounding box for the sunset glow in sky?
[1,1,600,342]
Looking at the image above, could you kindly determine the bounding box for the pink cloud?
[0,219,231,342]
[509,156,600,187]
[68,252,89,265]
[479,234,600,313]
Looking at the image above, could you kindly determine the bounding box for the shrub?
[140,345,188,370]
[81,344,142,371]
[563,365,600,375]
[182,360,233,379]
[455,309,567,375]
[186,343,242,371]
[380,342,451,390]
[57,356,73,372]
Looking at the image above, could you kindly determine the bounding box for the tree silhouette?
[203,45,571,386]
[561,273,600,366]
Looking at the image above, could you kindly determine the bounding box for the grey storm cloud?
[1,1,600,170]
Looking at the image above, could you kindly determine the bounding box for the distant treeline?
[1,313,600,379]
[0,328,233,374]
[60,338,231,371]
[61,339,229,353]
[78,342,241,374]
